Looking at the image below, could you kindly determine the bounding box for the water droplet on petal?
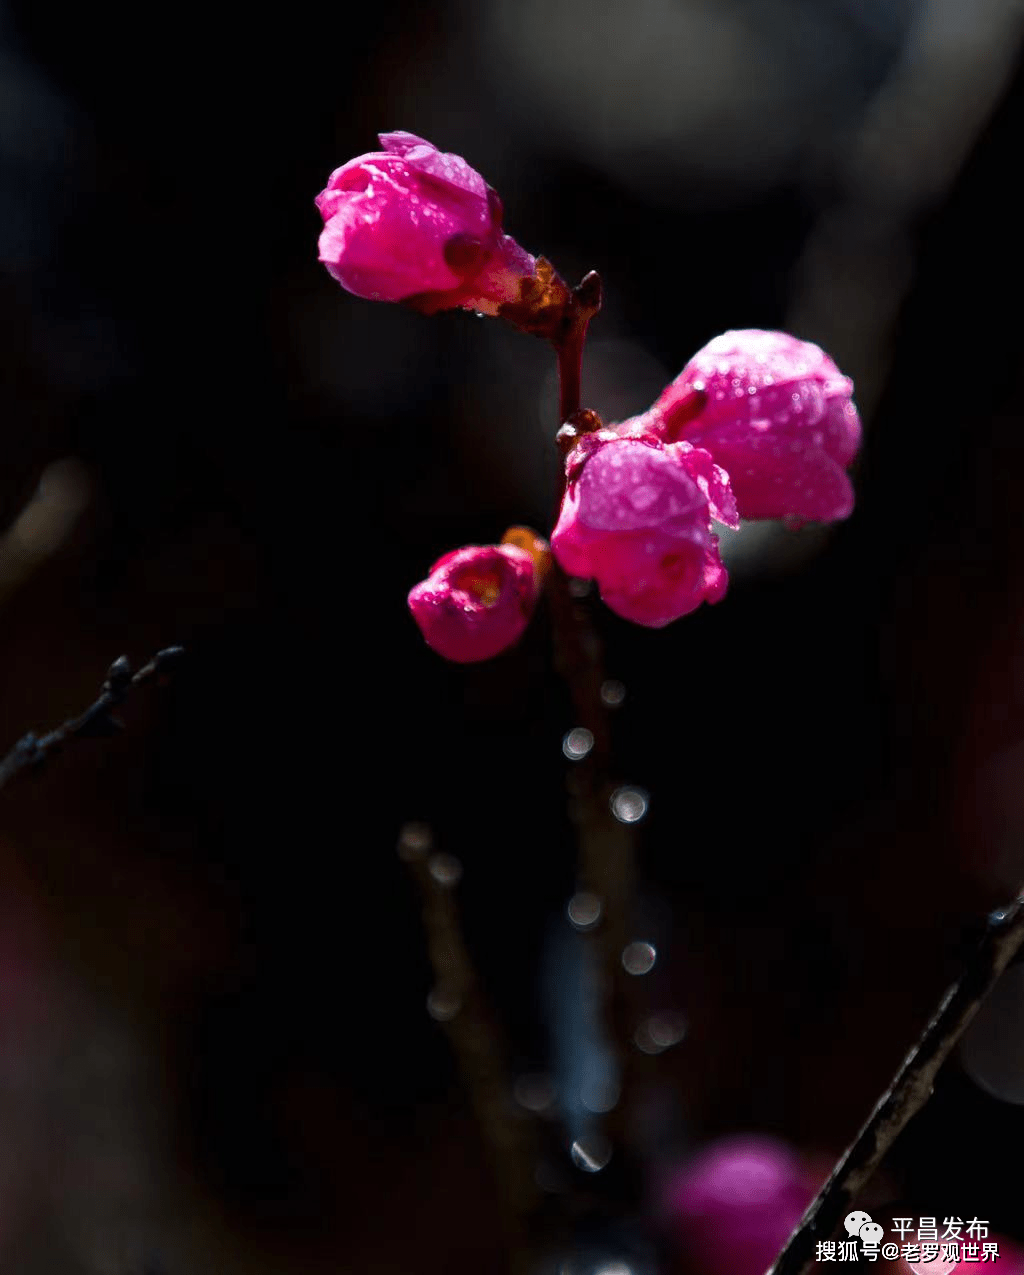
[628,484,659,511]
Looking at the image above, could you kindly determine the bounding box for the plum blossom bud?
[550,434,736,629]
[408,541,542,662]
[649,329,862,523]
[316,132,537,315]
[663,1136,815,1275]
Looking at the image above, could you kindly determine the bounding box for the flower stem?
[767,888,1024,1275]
[547,271,643,1182]
[556,271,603,427]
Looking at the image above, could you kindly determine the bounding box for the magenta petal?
[378,130,490,202]
[652,329,862,523]
[702,440,855,522]
[671,441,740,528]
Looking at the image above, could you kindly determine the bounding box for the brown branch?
[555,271,602,427]
[767,887,1024,1275]
[0,647,185,791]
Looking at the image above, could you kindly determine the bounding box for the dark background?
[2,0,1024,1270]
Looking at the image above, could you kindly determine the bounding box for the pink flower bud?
[407,542,540,663]
[550,434,735,629]
[663,1136,815,1275]
[316,132,536,314]
[650,329,862,523]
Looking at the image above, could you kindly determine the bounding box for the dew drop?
[570,1133,612,1173]
[514,1072,557,1114]
[428,853,462,887]
[563,727,595,761]
[634,1011,687,1053]
[961,964,1024,1103]
[427,985,461,1021]
[397,821,432,861]
[611,786,648,823]
[622,941,656,976]
[581,1073,620,1113]
[628,484,659,511]
[600,679,626,708]
[567,891,602,930]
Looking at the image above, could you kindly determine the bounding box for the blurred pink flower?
[316,131,536,314]
[550,433,736,628]
[647,329,861,523]
[408,542,540,662]
[896,1236,1024,1273]
[663,1135,814,1275]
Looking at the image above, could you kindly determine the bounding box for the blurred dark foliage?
[1,0,1023,1270]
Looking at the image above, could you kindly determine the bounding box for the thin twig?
[555,271,602,427]
[767,888,1024,1275]
[0,647,185,791]
[398,825,537,1274]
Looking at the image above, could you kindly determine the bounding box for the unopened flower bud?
[407,542,542,662]
[649,329,862,523]
[316,132,536,315]
[551,434,734,628]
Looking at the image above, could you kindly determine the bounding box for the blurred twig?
[398,824,538,1274]
[0,459,92,608]
[0,648,185,791]
[767,887,1024,1275]
[789,0,1024,417]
